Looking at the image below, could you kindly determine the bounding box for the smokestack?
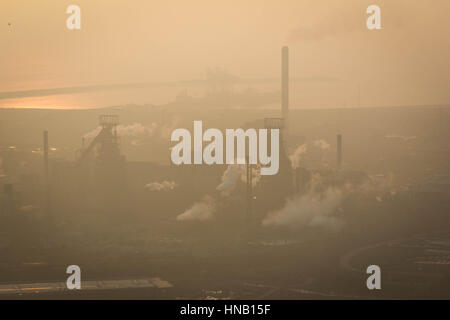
[246,156,253,233]
[3,184,15,216]
[293,167,299,193]
[337,134,342,170]
[281,46,289,124]
[43,131,48,181]
[43,131,50,216]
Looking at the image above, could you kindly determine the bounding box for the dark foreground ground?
[0,226,449,300]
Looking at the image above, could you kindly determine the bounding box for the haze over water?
[1,0,449,109]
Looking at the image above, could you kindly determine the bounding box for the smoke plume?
[177,195,216,222]
[83,120,179,140]
[262,185,345,232]
[313,139,330,150]
[217,165,244,196]
[263,170,396,232]
[289,144,308,169]
[117,123,158,137]
[145,180,177,191]
[216,164,260,196]
[290,139,331,168]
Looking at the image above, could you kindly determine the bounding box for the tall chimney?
[43,131,48,181]
[281,46,289,134]
[337,134,342,170]
[43,131,50,216]
[245,156,253,234]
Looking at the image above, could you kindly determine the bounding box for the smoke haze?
[1,0,449,108]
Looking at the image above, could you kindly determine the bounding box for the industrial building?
[0,46,449,299]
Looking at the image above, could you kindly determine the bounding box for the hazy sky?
[1,0,449,109]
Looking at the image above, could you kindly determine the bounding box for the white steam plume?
[145,180,177,191]
[217,164,260,196]
[83,119,180,140]
[313,139,330,150]
[289,139,331,169]
[262,185,345,232]
[117,123,158,137]
[217,165,244,196]
[289,144,307,169]
[177,195,216,222]
[263,171,396,232]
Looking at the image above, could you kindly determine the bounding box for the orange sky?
[1,0,449,109]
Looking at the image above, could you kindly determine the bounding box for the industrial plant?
[0,45,449,300]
